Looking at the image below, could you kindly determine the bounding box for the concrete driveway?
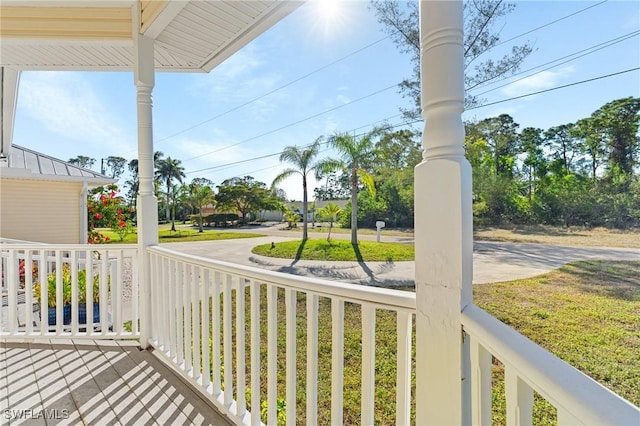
[162,225,639,286]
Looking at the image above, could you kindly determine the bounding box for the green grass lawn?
[218,259,638,425]
[251,239,414,261]
[99,227,264,243]
[474,260,640,424]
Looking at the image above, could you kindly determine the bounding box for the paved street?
[163,224,640,286]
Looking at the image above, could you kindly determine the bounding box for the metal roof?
[0,144,115,184]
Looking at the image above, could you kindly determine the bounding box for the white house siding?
[0,178,81,243]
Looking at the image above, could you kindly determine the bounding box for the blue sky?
[12,0,640,201]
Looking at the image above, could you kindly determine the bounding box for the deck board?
[0,339,232,425]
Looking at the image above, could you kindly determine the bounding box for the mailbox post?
[376,221,385,242]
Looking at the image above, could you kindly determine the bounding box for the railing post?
[415,1,472,425]
[134,29,158,349]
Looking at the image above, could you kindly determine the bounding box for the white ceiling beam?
[1,67,21,160]
[142,1,188,39]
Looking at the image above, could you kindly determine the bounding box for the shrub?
[33,263,101,308]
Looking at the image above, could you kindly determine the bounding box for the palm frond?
[271,168,300,189]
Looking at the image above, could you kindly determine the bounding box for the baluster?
[114,250,123,335]
[99,251,109,334]
[212,271,222,397]
[285,288,296,426]
[84,249,92,335]
[361,305,376,426]
[505,364,533,426]
[193,265,201,384]
[223,273,233,408]
[70,251,79,334]
[175,260,184,364]
[396,311,412,426]
[131,249,139,335]
[55,250,62,334]
[306,293,319,425]
[201,268,211,390]
[167,259,179,360]
[331,298,344,425]
[40,249,49,334]
[250,280,261,426]
[236,277,247,419]
[24,250,34,334]
[184,263,192,375]
[267,285,278,426]
[470,336,492,426]
[7,249,18,333]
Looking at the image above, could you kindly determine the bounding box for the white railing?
[148,246,416,426]
[0,243,139,338]
[148,246,639,425]
[462,303,640,425]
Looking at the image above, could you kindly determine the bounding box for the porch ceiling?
[0,0,301,72]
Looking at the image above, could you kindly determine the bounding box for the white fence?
[148,246,416,425]
[462,304,640,425]
[0,243,139,338]
[2,242,638,424]
[147,246,639,425]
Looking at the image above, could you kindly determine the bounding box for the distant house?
[260,199,349,222]
[0,145,114,243]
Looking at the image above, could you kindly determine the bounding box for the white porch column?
[414,1,472,425]
[134,33,158,349]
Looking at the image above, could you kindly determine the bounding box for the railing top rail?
[149,245,417,311]
[0,243,136,251]
[462,303,640,425]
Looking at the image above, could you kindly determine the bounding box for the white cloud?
[336,94,351,104]
[501,67,575,98]
[18,72,132,153]
[179,137,247,166]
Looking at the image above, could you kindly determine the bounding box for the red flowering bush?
[87,184,135,243]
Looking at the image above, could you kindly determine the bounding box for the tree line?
[70,95,640,242]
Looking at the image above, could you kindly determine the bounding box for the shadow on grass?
[352,243,377,283]
[289,239,307,267]
[507,224,588,238]
[560,260,640,301]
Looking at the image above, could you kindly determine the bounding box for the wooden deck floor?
[0,339,232,425]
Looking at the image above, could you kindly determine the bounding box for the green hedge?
[190,213,240,227]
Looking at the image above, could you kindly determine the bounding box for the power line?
[185,29,635,165]
[151,36,391,145]
[468,67,640,110]
[471,30,640,96]
[138,1,613,161]
[182,83,398,162]
[493,0,608,48]
[188,67,640,179]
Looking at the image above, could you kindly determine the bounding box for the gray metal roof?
[2,144,114,183]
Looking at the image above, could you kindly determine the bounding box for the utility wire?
[182,83,398,162]
[185,30,634,165]
[471,30,640,95]
[144,0,609,155]
[468,67,639,110]
[185,66,639,178]
[495,0,608,48]
[151,36,390,144]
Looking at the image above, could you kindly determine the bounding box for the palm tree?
[189,179,216,232]
[316,202,343,241]
[272,137,326,241]
[325,131,377,245]
[155,156,186,222]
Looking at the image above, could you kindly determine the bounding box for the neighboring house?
[260,199,349,222]
[0,145,114,244]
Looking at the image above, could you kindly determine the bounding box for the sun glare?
[318,0,342,20]
[308,0,353,38]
